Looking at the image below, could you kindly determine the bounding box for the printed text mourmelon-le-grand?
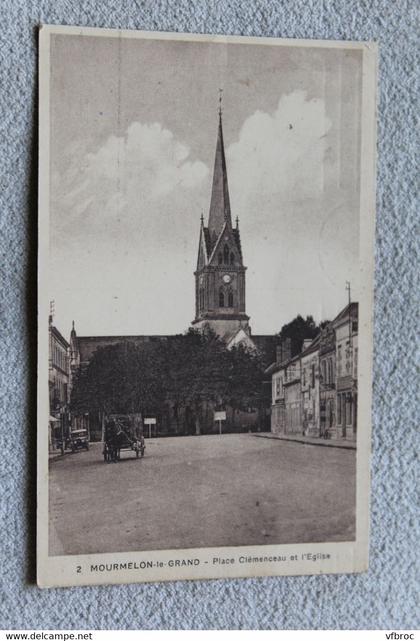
[88,552,332,574]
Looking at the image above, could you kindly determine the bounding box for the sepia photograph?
[37,26,376,587]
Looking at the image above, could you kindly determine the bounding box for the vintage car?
[67,429,89,452]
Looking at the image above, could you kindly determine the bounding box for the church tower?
[192,98,250,341]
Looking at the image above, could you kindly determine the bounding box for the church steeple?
[192,95,250,340]
[208,92,232,244]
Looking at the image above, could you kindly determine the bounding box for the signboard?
[214,411,226,436]
[144,417,157,438]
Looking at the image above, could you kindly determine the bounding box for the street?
[49,434,356,556]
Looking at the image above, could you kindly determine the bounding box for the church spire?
[207,90,232,239]
[193,93,249,336]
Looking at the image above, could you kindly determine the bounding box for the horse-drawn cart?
[103,414,145,462]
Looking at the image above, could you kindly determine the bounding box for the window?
[228,290,234,307]
[230,252,235,265]
[345,344,351,373]
[219,289,225,307]
[346,394,352,426]
[311,364,315,388]
[199,288,204,310]
[327,359,332,384]
[218,252,223,265]
[303,368,306,386]
[321,360,326,384]
[223,245,229,264]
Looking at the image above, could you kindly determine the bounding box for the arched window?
[218,252,223,265]
[223,245,229,264]
[219,288,225,308]
[228,290,234,307]
[230,252,235,265]
[199,288,204,310]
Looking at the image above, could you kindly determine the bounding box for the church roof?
[74,335,168,364]
[232,227,243,261]
[203,227,212,257]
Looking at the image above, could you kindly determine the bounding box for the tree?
[70,328,266,435]
[156,328,233,434]
[70,340,167,418]
[277,315,321,357]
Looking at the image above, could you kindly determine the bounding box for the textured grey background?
[0,0,418,631]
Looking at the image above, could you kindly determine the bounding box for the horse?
[104,420,134,462]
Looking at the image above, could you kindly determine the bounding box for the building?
[283,355,302,434]
[192,103,255,351]
[300,336,320,437]
[319,322,336,438]
[48,315,70,450]
[266,302,359,441]
[266,339,292,434]
[333,302,358,441]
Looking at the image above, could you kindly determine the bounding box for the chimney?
[276,337,292,364]
[302,338,313,351]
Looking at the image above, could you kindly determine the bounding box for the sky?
[49,33,363,337]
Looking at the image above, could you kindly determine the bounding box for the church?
[68,102,280,437]
[192,103,256,352]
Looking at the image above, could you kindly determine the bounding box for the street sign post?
[144,417,157,439]
[214,411,226,435]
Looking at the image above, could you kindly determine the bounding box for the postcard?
[37,25,377,587]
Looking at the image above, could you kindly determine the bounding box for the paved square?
[49,434,356,555]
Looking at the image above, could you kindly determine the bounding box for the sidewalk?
[252,432,356,450]
[49,449,71,462]
[49,450,65,462]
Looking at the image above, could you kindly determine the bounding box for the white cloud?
[50,122,210,335]
[227,91,331,219]
[51,121,209,246]
[223,92,358,332]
